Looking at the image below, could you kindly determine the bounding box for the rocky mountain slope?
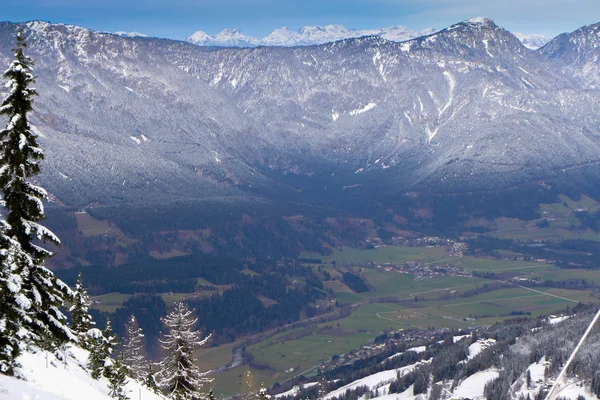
[541,22,600,89]
[0,18,599,216]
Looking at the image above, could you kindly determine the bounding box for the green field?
[90,293,131,313]
[75,212,111,236]
[321,245,448,264]
[86,237,600,396]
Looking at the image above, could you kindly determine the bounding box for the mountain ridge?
[0,18,599,216]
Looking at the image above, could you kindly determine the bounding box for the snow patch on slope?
[324,360,431,400]
[349,102,376,116]
[454,368,500,398]
[468,338,497,359]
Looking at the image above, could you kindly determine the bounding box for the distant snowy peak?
[513,32,552,50]
[114,31,148,38]
[186,24,436,47]
[186,20,546,49]
[186,28,260,47]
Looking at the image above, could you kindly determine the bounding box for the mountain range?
[185,24,436,48]
[184,23,551,50]
[0,18,598,227]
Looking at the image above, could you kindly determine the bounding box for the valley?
[51,192,600,395]
[2,12,600,399]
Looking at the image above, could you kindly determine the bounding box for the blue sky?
[2,0,599,39]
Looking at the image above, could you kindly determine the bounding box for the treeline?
[467,236,600,269]
[75,259,331,347]
[56,254,266,295]
[342,272,369,293]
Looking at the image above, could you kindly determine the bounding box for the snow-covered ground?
[0,346,165,400]
[275,382,318,398]
[405,346,426,354]
[454,368,499,398]
[324,360,431,400]
[468,338,497,360]
[548,315,570,325]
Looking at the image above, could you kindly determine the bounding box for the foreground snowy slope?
[0,346,165,400]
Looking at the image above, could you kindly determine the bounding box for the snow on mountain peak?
[466,17,494,25]
[114,31,148,38]
[513,32,552,50]
[188,30,211,42]
[186,23,436,48]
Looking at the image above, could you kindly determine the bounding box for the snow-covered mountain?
[540,21,600,88]
[0,18,599,215]
[513,32,552,50]
[186,24,435,47]
[186,23,550,50]
[187,28,261,47]
[114,31,148,38]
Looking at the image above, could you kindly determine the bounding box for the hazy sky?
[3,0,599,39]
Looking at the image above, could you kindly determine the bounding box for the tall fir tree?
[157,302,212,400]
[70,273,95,349]
[122,315,146,380]
[0,27,74,349]
[107,354,130,400]
[88,319,118,380]
[144,364,160,394]
[0,222,33,375]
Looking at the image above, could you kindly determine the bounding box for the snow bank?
[0,346,165,400]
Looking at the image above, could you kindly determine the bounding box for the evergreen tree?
[122,315,145,379]
[108,354,130,400]
[70,273,95,349]
[257,384,270,400]
[317,375,328,399]
[0,223,33,375]
[0,27,74,349]
[144,364,160,394]
[157,302,212,400]
[206,389,216,400]
[88,319,118,380]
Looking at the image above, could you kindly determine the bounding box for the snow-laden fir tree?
[108,354,130,400]
[88,319,119,380]
[70,273,95,349]
[144,364,160,394]
[157,302,212,400]
[0,221,34,375]
[0,27,74,349]
[257,384,271,400]
[122,314,146,380]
